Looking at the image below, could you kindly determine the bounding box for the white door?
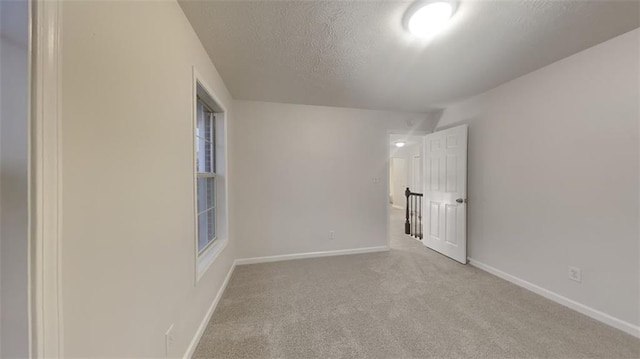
[391,158,407,209]
[423,125,468,264]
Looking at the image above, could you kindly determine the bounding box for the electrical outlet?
[329,230,335,240]
[568,266,582,283]
[165,324,175,356]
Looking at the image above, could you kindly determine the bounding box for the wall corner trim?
[30,0,64,357]
[183,261,236,359]
[468,258,640,339]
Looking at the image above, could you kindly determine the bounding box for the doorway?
[388,134,424,248]
[387,126,468,263]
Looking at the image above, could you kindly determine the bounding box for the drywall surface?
[231,101,436,259]
[0,0,30,356]
[60,1,236,356]
[437,29,640,328]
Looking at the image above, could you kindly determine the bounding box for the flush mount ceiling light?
[395,141,406,148]
[405,0,458,39]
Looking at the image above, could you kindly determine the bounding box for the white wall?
[60,1,236,357]
[436,29,640,330]
[0,0,30,357]
[231,101,437,259]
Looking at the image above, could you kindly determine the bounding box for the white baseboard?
[235,246,390,265]
[183,261,236,359]
[391,205,404,210]
[468,258,640,339]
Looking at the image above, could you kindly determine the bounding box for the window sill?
[195,238,228,284]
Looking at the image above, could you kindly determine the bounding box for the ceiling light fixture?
[406,0,457,39]
[395,142,406,148]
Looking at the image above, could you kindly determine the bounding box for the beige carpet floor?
[193,208,640,358]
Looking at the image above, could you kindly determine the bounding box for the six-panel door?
[423,125,468,264]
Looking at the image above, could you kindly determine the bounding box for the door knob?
[456,198,465,203]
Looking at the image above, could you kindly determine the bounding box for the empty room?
[1,0,639,358]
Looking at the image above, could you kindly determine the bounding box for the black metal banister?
[405,187,423,240]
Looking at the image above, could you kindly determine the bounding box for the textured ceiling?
[179,0,639,112]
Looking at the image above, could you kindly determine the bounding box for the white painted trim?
[27,1,35,356]
[468,258,640,339]
[391,204,404,210]
[30,0,63,357]
[195,239,228,283]
[183,262,236,359]
[235,246,390,266]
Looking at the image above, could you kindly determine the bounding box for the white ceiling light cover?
[407,1,457,39]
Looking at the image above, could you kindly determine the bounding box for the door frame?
[29,0,63,357]
[386,130,428,248]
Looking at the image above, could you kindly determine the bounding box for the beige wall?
[231,100,437,259]
[437,29,640,329]
[60,1,235,356]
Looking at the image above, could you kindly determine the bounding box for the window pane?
[197,208,216,253]
[196,100,211,140]
[196,101,204,137]
[207,208,215,244]
[197,211,209,252]
[196,99,211,141]
[197,177,215,213]
[214,114,216,172]
[196,99,215,173]
[196,136,212,173]
[204,111,212,140]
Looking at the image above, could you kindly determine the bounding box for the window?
[193,70,228,283]
[196,97,217,254]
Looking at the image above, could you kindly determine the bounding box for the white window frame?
[192,68,229,283]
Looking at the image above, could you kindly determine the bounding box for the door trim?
[30,0,63,357]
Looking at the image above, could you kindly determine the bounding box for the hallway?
[389,206,425,252]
